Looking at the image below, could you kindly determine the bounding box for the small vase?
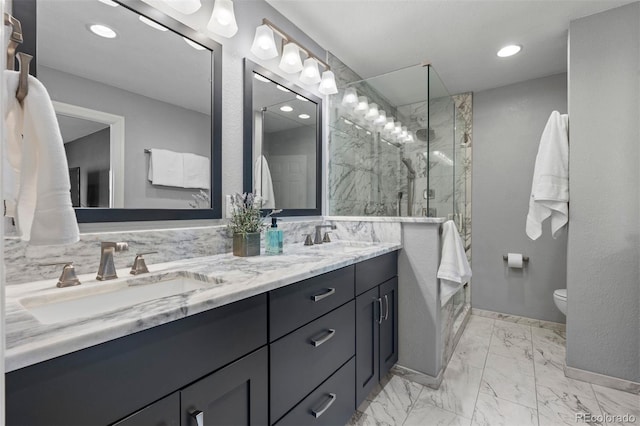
[233,232,261,257]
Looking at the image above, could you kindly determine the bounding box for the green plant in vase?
[228,193,281,256]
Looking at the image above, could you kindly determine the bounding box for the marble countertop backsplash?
[5,220,401,372]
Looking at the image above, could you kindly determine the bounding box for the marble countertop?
[5,240,401,372]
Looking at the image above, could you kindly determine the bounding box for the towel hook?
[4,13,32,104]
[15,52,32,104]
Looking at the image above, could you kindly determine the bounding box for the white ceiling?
[253,74,318,132]
[37,0,212,114]
[57,115,110,144]
[266,0,633,94]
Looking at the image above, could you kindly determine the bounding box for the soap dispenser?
[266,217,284,255]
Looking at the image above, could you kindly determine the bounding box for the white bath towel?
[438,220,471,306]
[254,155,275,209]
[3,70,79,245]
[526,111,569,240]
[148,148,184,188]
[183,153,210,190]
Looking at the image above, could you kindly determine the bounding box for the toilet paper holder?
[502,254,529,262]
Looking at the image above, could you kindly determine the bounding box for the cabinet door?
[112,393,179,426]
[181,347,268,426]
[379,278,399,378]
[355,287,380,407]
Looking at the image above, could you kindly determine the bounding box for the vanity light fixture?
[139,16,168,31]
[342,87,358,107]
[298,113,310,119]
[318,71,338,95]
[88,24,117,39]
[384,117,395,131]
[365,103,380,121]
[354,96,369,114]
[97,0,119,7]
[276,84,291,92]
[392,123,402,136]
[254,73,270,83]
[374,110,387,126]
[250,18,338,95]
[280,105,293,112]
[497,44,522,57]
[162,0,202,14]
[183,37,206,50]
[250,25,279,60]
[279,43,304,74]
[299,58,321,85]
[207,0,238,38]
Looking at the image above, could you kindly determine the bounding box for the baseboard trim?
[392,364,444,389]
[472,308,566,331]
[564,365,640,395]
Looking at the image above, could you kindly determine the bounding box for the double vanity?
[5,241,400,426]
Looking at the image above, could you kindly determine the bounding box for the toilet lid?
[554,289,567,300]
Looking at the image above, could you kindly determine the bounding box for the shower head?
[416,127,436,142]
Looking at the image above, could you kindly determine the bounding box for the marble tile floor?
[348,315,640,426]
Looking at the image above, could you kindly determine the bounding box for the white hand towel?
[183,153,210,190]
[526,111,569,240]
[437,220,471,305]
[148,148,184,188]
[3,70,79,245]
[253,155,275,209]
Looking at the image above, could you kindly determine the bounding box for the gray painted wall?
[39,66,211,210]
[472,73,568,323]
[567,3,640,382]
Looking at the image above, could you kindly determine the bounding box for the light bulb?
[279,43,303,74]
[342,87,358,107]
[250,25,278,60]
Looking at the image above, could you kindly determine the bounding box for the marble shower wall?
[328,54,402,217]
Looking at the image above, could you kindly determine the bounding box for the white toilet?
[553,289,567,315]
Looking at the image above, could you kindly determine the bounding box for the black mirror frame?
[243,59,323,216]
[12,0,223,222]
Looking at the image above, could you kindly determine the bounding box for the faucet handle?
[322,232,333,243]
[41,261,81,288]
[130,251,158,276]
[303,234,314,246]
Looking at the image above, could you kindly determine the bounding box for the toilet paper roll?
[507,253,524,268]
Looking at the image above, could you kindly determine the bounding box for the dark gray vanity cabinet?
[355,252,399,407]
[112,393,180,426]
[5,294,268,426]
[181,347,269,426]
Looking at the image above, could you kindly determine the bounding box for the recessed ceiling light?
[254,74,270,83]
[139,16,168,31]
[183,37,205,50]
[497,44,522,58]
[276,85,290,93]
[88,24,117,39]
[97,0,119,6]
[296,95,308,102]
[298,114,310,119]
[280,105,293,112]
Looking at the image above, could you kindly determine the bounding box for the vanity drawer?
[269,265,355,341]
[270,300,356,424]
[275,357,356,426]
[355,251,398,295]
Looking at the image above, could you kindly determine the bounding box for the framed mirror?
[13,0,222,222]
[243,59,322,216]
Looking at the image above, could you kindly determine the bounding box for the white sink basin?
[19,277,209,325]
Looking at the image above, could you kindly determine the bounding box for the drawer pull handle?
[311,287,336,302]
[384,294,389,321]
[191,410,204,426]
[377,297,383,324]
[311,329,336,347]
[312,393,337,418]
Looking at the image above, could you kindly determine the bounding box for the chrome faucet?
[97,242,129,281]
[314,224,337,245]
